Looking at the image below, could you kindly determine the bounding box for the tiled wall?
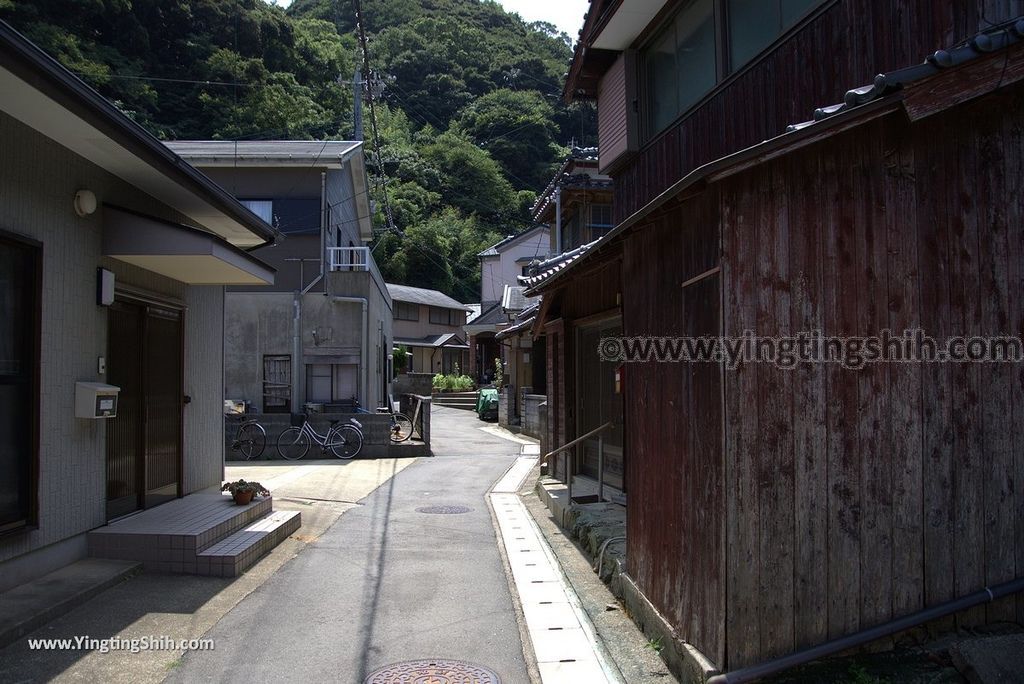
[0,112,225,567]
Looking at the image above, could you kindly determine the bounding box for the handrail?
[540,421,613,466]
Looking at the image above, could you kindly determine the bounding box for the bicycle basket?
[289,412,307,427]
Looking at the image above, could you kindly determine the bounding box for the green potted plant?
[221,479,270,505]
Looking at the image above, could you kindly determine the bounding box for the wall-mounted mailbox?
[75,382,120,419]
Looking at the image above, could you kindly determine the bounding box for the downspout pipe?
[330,296,368,407]
[708,575,1024,684]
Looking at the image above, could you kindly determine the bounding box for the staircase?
[88,492,300,577]
[432,390,478,411]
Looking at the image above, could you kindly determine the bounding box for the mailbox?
[75,382,120,419]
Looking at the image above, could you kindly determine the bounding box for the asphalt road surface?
[167,405,528,684]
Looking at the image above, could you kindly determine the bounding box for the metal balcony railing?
[326,246,387,297]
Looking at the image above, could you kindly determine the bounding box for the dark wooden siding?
[622,192,725,664]
[611,0,1024,221]
[616,85,1024,669]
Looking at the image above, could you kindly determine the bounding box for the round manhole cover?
[364,659,501,683]
[415,505,473,514]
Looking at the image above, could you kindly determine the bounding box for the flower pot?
[233,490,254,505]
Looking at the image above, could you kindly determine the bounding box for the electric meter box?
[75,382,120,419]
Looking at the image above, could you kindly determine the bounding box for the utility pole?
[353,67,364,142]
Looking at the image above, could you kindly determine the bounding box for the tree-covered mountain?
[0,0,595,301]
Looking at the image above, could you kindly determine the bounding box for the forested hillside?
[0,0,594,301]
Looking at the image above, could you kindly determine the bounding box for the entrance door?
[576,318,624,491]
[106,299,182,519]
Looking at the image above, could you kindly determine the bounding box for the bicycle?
[352,398,415,443]
[227,414,267,460]
[276,413,363,460]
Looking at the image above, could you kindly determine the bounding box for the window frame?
[429,307,458,326]
[395,301,420,322]
[638,0,830,142]
[261,354,292,414]
[0,228,42,535]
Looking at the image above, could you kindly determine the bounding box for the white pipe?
[292,294,303,409]
[330,296,368,407]
[554,186,562,254]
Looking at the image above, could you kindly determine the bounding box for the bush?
[432,372,475,392]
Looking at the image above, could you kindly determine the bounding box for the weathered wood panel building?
[529,0,1024,676]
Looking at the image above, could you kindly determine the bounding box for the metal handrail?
[542,421,614,509]
[540,420,613,465]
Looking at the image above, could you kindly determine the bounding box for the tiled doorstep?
[490,464,624,684]
[196,510,301,578]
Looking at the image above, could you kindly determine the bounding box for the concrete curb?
[0,559,142,650]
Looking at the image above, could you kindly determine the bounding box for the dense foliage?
[0,0,595,300]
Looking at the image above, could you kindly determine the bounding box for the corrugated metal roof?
[386,283,471,311]
[166,140,362,163]
[501,285,538,313]
[465,301,509,328]
[477,223,547,257]
[394,333,468,349]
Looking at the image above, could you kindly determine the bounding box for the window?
[240,199,273,225]
[562,213,582,252]
[0,232,40,532]
[588,205,614,241]
[645,0,716,135]
[395,301,419,321]
[642,0,823,137]
[262,355,291,413]
[728,0,819,66]
[430,307,458,326]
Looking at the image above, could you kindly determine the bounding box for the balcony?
[325,246,388,303]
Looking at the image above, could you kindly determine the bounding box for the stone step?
[196,510,301,577]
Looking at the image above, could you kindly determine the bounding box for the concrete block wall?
[521,394,546,440]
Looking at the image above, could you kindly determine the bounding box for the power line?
[353,0,398,236]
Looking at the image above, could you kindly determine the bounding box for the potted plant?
[221,479,270,505]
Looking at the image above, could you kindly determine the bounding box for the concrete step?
[196,510,301,577]
[0,559,140,649]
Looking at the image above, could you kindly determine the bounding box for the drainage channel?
[490,449,624,684]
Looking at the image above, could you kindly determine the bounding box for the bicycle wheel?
[389,413,414,443]
[237,421,267,460]
[276,427,310,460]
[327,424,362,459]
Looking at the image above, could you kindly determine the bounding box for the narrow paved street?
[168,406,530,683]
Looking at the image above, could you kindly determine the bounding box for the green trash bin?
[476,388,499,421]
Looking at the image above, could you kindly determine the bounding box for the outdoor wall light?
[74,189,98,217]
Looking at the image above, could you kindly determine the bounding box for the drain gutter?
[708,575,1024,684]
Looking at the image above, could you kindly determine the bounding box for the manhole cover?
[415,505,473,514]
[364,659,500,683]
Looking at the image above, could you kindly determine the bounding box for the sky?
[495,0,590,38]
[268,0,591,39]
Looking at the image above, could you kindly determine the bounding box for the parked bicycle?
[227,413,267,460]
[352,398,415,443]
[276,413,363,460]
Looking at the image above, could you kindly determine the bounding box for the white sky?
[268,0,590,39]
[495,0,590,38]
